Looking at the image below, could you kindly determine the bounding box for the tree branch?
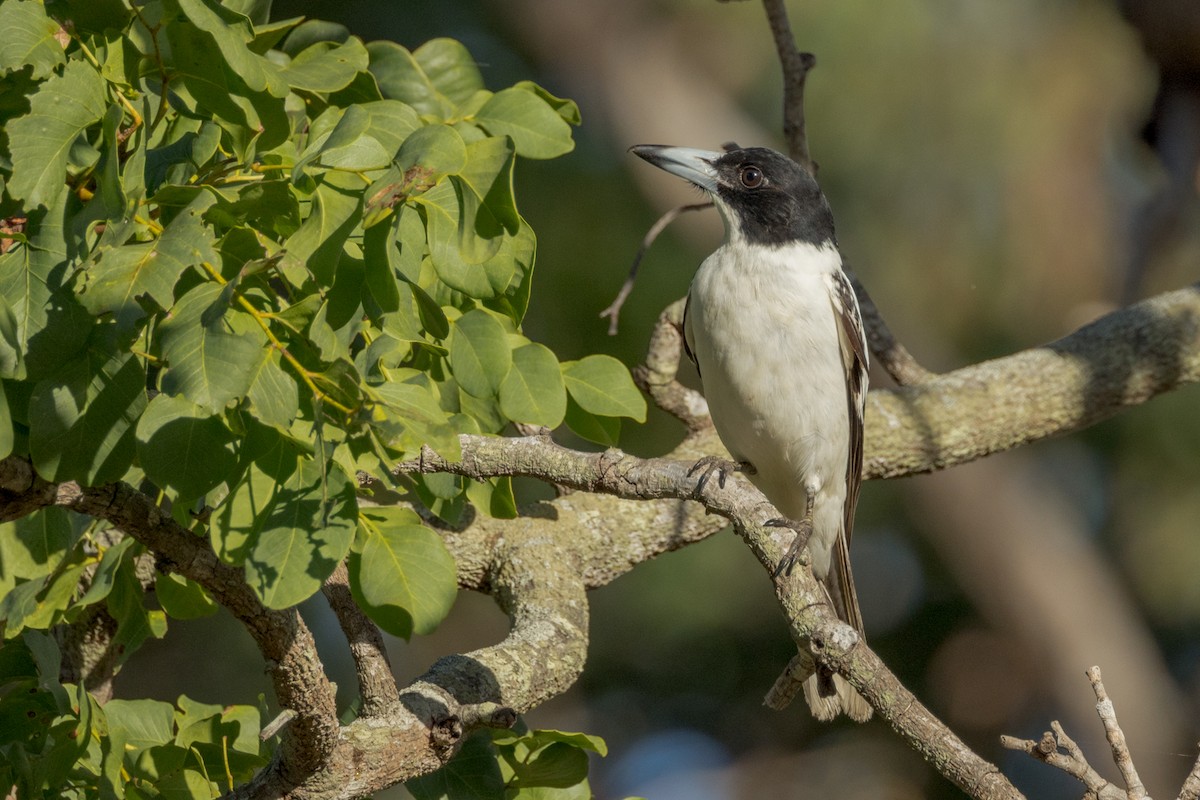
[760,0,816,173]
[398,432,1023,799]
[322,562,400,717]
[864,284,1200,478]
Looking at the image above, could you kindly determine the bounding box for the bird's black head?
[630,144,835,247]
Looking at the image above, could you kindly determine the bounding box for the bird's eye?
[739,165,764,188]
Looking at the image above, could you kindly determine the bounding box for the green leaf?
[0,197,94,380]
[158,282,266,414]
[108,554,167,660]
[0,0,66,79]
[246,349,300,431]
[280,19,349,56]
[361,100,421,158]
[136,393,237,502]
[513,80,581,125]
[7,60,107,210]
[80,194,218,330]
[348,507,457,639]
[459,136,519,236]
[163,12,289,152]
[168,0,286,98]
[104,699,176,750]
[492,729,608,757]
[421,180,492,297]
[499,343,565,428]
[409,279,449,340]
[281,37,369,93]
[561,355,646,422]
[414,38,484,107]
[448,310,511,398]
[406,731,505,800]
[28,348,146,484]
[0,381,11,460]
[154,573,217,619]
[282,171,362,285]
[504,743,590,795]
[367,40,448,118]
[397,123,467,183]
[482,219,537,323]
[0,508,77,593]
[362,217,402,312]
[74,536,135,608]
[473,87,575,160]
[241,459,358,609]
[0,294,22,379]
[563,396,620,447]
[370,380,460,459]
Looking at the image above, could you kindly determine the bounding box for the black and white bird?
[631,144,871,722]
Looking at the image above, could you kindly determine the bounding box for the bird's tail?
[803,530,873,721]
[803,669,872,722]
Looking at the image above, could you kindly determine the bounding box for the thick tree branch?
[864,284,1200,478]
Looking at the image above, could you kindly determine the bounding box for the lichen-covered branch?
[865,284,1200,478]
[322,563,400,717]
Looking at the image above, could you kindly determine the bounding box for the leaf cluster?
[0,0,644,796]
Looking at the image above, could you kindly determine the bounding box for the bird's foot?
[768,516,814,578]
[687,456,755,495]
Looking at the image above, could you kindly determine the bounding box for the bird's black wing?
[828,268,869,632]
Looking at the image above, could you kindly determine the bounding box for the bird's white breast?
[685,240,850,576]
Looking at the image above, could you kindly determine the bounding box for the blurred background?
[116,1,1200,797]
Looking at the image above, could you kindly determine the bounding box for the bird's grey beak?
[630,145,721,192]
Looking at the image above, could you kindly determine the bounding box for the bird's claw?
[687,456,755,495]
[768,516,814,578]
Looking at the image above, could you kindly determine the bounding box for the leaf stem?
[197,262,355,415]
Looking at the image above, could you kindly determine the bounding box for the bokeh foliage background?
[107,1,1200,798]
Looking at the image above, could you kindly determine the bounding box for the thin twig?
[760,0,816,172]
[601,202,711,335]
[632,298,711,430]
[1000,723,1125,800]
[1088,666,1152,800]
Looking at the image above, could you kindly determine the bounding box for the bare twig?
[322,562,401,717]
[1000,722,1126,800]
[1089,666,1153,800]
[631,297,711,429]
[601,201,710,335]
[760,0,816,172]
[762,651,814,710]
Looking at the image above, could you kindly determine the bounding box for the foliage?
[0,631,268,798]
[0,0,644,796]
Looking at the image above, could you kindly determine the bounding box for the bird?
[630,143,871,722]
